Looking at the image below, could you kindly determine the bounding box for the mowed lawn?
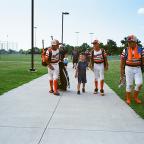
[105,58,144,119]
[0,54,47,95]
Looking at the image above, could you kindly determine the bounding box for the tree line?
[0,37,143,55]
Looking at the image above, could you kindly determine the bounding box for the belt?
[50,61,59,63]
[94,62,104,64]
[126,64,141,67]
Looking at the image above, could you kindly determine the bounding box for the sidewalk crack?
[37,93,63,144]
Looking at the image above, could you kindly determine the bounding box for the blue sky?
[0,0,144,50]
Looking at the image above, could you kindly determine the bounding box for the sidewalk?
[0,63,144,144]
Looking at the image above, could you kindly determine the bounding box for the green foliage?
[121,37,143,48]
[79,43,91,53]
[121,37,128,47]
[107,39,119,55]
[64,44,74,55]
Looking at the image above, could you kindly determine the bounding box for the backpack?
[41,48,52,66]
[41,40,52,67]
[124,47,144,73]
[58,62,70,90]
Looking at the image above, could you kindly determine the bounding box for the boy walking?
[75,53,88,94]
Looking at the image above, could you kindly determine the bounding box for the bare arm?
[45,55,54,70]
[142,57,144,65]
[75,68,78,78]
[104,56,108,70]
[120,59,125,79]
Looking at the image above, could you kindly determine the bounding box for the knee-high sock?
[53,80,58,93]
[95,80,98,89]
[49,80,53,90]
[133,90,141,104]
[100,80,104,90]
[126,92,131,105]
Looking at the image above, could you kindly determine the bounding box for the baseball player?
[90,40,108,96]
[120,35,144,104]
[45,39,61,96]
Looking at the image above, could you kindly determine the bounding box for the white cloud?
[138,8,144,15]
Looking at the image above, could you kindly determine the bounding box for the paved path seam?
[37,93,64,144]
[47,128,144,134]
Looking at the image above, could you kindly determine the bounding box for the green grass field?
[0,54,47,95]
[105,59,144,119]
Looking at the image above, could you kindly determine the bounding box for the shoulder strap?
[124,47,128,60]
[138,47,143,56]
[101,48,107,66]
[92,50,94,58]
[48,48,52,62]
[140,47,143,71]
[101,48,105,58]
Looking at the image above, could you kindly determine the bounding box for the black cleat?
[94,88,98,94]
[49,90,54,93]
[53,92,60,96]
[82,88,85,93]
[100,89,104,96]
[77,91,80,95]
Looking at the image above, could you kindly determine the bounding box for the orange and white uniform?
[93,49,107,80]
[46,48,59,80]
[121,47,144,92]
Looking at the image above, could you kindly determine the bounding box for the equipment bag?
[58,62,70,91]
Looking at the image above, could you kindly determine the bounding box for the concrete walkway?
[0,64,144,144]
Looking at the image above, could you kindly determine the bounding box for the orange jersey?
[121,47,144,67]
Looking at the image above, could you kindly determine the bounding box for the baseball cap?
[92,40,99,44]
[51,39,61,46]
[127,35,137,42]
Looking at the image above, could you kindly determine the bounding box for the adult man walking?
[120,35,144,104]
[45,39,61,96]
[90,40,108,96]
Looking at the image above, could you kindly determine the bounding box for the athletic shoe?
[77,91,80,94]
[100,89,104,96]
[54,92,60,96]
[49,90,54,93]
[82,88,85,93]
[94,88,98,94]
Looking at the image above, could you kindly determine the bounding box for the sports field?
[0,54,144,118]
[0,54,47,95]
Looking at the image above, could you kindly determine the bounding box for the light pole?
[89,32,94,46]
[51,35,54,40]
[6,35,8,51]
[30,0,36,71]
[34,26,37,48]
[61,12,69,44]
[75,32,80,46]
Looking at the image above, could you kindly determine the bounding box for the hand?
[48,64,54,70]
[104,65,108,71]
[119,76,124,84]
[89,64,93,71]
